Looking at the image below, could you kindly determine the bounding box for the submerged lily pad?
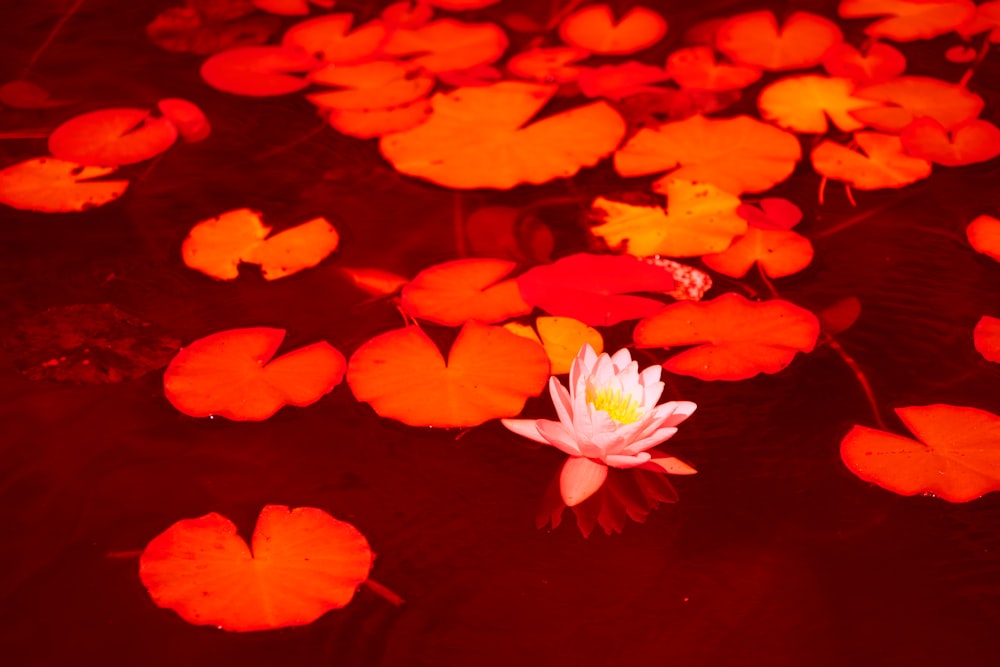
[3,304,182,383]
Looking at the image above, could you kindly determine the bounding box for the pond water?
[1,0,999,665]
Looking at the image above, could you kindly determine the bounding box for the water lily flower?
[502,343,696,507]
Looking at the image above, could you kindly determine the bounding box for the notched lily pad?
[3,304,182,383]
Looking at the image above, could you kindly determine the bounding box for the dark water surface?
[2,0,1000,665]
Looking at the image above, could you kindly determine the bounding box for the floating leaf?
[737,197,802,230]
[957,0,1000,41]
[401,258,533,325]
[308,61,435,111]
[558,4,667,55]
[838,0,976,41]
[146,3,280,55]
[424,0,502,8]
[282,13,386,63]
[347,322,549,427]
[164,327,345,420]
[852,76,984,132]
[591,180,746,257]
[516,253,675,326]
[576,62,669,100]
[182,209,339,281]
[945,45,978,63]
[821,42,906,84]
[840,405,1000,502]
[665,46,762,91]
[966,214,1000,261]
[157,98,212,142]
[812,132,932,190]
[715,10,843,70]
[758,75,879,134]
[0,157,129,213]
[634,293,820,380]
[507,46,588,83]
[326,98,432,138]
[900,118,1000,167]
[382,0,434,29]
[48,108,178,167]
[817,296,862,335]
[702,227,814,278]
[0,80,71,109]
[140,505,372,632]
[380,81,625,189]
[381,19,508,73]
[614,114,801,195]
[974,316,1000,363]
[2,304,181,383]
[340,266,409,296]
[642,257,713,301]
[504,317,603,374]
[201,45,318,96]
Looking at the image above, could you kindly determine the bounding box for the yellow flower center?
[587,388,643,424]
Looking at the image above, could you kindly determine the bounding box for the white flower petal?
[605,452,652,468]
[549,377,574,427]
[500,418,552,445]
[536,419,584,456]
[621,427,678,455]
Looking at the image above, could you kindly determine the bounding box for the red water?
[1,1,999,665]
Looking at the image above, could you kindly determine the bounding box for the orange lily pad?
[182,209,339,281]
[851,76,984,132]
[957,0,1000,41]
[0,157,129,213]
[140,505,372,631]
[201,45,319,96]
[507,46,589,83]
[347,322,549,427]
[558,4,667,55]
[282,13,386,63]
[614,114,801,195]
[516,253,675,326]
[163,327,345,420]
[666,46,762,91]
[701,227,814,278]
[380,81,625,189]
[634,292,820,380]
[48,108,178,167]
[715,10,843,71]
[974,316,1000,363]
[590,180,746,257]
[811,132,932,190]
[838,0,976,41]
[758,75,880,133]
[966,214,1000,261]
[900,118,1000,167]
[821,42,906,84]
[325,98,433,139]
[340,266,409,296]
[380,19,508,73]
[840,404,1000,502]
[400,258,533,325]
[503,316,604,374]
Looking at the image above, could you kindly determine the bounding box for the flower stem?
[363,578,405,606]
[21,0,86,79]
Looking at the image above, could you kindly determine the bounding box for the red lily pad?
[401,258,534,326]
[48,108,178,167]
[974,316,1000,363]
[701,227,814,279]
[347,321,549,427]
[0,158,129,213]
[737,198,802,230]
[715,10,843,71]
[822,42,905,84]
[558,4,667,55]
[516,253,675,327]
[966,214,1000,261]
[140,505,372,631]
[200,45,319,96]
[633,292,820,380]
[163,327,345,420]
[841,404,1000,502]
